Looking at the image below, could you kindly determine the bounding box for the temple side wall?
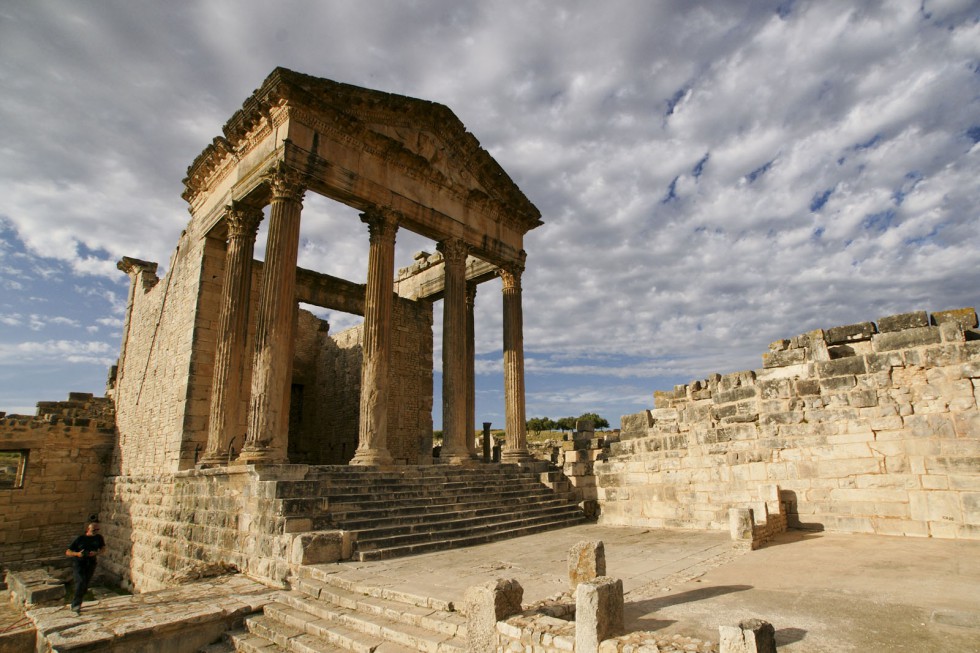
[0,395,114,564]
[113,230,208,475]
[599,308,980,540]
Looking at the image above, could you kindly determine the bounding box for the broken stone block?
[730,508,754,542]
[568,539,606,589]
[463,578,523,652]
[288,530,351,565]
[719,618,777,653]
[575,576,624,651]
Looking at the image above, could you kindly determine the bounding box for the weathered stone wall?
[113,230,211,475]
[301,296,434,465]
[99,466,299,592]
[0,394,115,564]
[599,308,980,540]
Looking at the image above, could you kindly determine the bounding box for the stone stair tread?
[357,516,584,560]
[230,624,288,652]
[353,509,583,549]
[247,613,305,649]
[345,503,579,539]
[298,567,454,612]
[279,590,464,651]
[293,577,465,637]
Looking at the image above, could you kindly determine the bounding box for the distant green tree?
[526,416,555,436]
[577,412,610,430]
[556,416,577,432]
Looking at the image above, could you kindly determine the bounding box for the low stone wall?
[100,466,312,592]
[599,308,980,539]
[0,394,115,565]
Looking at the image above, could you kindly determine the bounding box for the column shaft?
[241,168,305,464]
[351,210,398,466]
[200,203,262,467]
[501,266,531,461]
[439,238,473,464]
[465,282,477,456]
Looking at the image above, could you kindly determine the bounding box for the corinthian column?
[351,209,398,466]
[240,166,305,464]
[465,281,477,457]
[500,263,531,462]
[439,238,474,465]
[200,202,263,467]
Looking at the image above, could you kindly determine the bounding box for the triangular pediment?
[208,68,540,231]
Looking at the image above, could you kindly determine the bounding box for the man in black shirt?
[65,522,105,614]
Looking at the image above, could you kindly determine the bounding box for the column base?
[501,450,534,464]
[238,445,287,465]
[349,448,394,466]
[196,452,232,468]
[441,450,479,466]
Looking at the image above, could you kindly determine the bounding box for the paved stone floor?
[324,524,980,652]
[10,525,980,652]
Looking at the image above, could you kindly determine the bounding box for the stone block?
[878,311,930,333]
[719,619,777,653]
[288,530,351,565]
[873,326,942,352]
[816,356,867,377]
[931,307,978,329]
[826,321,877,345]
[464,578,523,652]
[729,508,754,541]
[575,577,624,651]
[762,348,805,368]
[568,540,606,589]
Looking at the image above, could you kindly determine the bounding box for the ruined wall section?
[303,296,434,465]
[599,308,980,540]
[308,324,362,464]
[113,230,210,475]
[0,394,114,564]
[388,296,435,464]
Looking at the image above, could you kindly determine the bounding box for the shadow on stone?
[628,584,753,614]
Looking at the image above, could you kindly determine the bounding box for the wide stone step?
[279,480,555,506]
[356,514,586,561]
[349,502,583,544]
[267,597,465,653]
[290,577,467,638]
[314,491,572,526]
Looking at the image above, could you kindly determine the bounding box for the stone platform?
[26,575,277,652]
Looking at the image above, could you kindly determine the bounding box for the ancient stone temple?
[90,68,585,590]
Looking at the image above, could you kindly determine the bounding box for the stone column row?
[200,163,532,468]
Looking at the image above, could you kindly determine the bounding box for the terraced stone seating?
[276,464,585,562]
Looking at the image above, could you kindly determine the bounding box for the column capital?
[465,280,478,305]
[360,208,399,246]
[225,202,264,239]
[264,164,307,204]
[438,237,468,266]
[498,263,524,291]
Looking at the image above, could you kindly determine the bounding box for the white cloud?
[0,0,977,420]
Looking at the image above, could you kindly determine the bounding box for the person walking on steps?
[66,521,105,614]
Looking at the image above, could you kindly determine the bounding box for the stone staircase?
[277,464,586,561]
[226,564,467,652]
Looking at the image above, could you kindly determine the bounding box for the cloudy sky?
[1,1,978,428]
